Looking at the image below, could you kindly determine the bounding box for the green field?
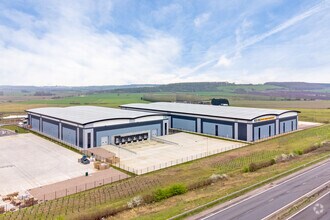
[1,91,329,124]
[24,93,147,106]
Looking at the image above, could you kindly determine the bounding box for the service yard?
[105,132,247,174]
[0,133,95,196]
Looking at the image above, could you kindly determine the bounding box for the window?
[215,125,218,136]
[258,127,261,139]
[269,126,271,137]
[291,121,294,131]
[164,123,168,135]
[87,133,91,148]
[283,123,285,133]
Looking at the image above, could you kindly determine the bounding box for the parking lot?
[105,132,247,174]
[0,133,95,196]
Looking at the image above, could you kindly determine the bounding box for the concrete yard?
[0,133,95,196]
[298,121,323,130]
[104,132,247,174]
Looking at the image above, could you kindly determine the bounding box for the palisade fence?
[116,143,246,175]
[0,177,161,220]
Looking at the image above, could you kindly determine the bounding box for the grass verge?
[0,125,29,133]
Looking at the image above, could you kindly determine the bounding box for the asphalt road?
[197,160,330,220]
[289,191,330,220]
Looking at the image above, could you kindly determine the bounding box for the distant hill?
[0,84,157,94]
[108,82,233,93]
[265,82,330,90]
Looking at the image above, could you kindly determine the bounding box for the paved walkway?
[28,168,129,201]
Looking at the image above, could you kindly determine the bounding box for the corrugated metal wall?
[62,124,77,145]
[280,117,297,134]
[31,116,40,131]
[94,121,163,147]
[42,118,59,138]
[202,119,234,138]
[171,116,196,132]
[253,121,275,141]
[238,123,247,141]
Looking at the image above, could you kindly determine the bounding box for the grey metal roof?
[121,102,298,121]
[26,106,161,125]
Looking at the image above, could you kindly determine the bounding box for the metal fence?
[116,143,245,175]
[34,174,128,202]
[0,177,161,220]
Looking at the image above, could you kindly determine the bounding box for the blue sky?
[0,0,329,86]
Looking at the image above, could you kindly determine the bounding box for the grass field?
[0,93,146,113]
[1,93,329,125]
[1,125,329,220]
[24,93,146,106]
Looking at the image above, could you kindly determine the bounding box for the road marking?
[200,160,330,220]
[261,180,330,220]
[287,191,330,220]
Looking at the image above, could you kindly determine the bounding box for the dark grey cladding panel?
[170,115,197,132]
[279,116,297,122]
[201,118,234,126]
[253,120,276,127]
[238,123,247,141]
[93,120,164,132]
[42,118,59,138]
[62,123,77,146]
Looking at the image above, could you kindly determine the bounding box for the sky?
[0,0,329,86]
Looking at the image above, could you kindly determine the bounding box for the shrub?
[303,144,322,154]
[169,184,187,195]
[270,158,276,165]
[153,184,187,201]
[293,149,303,155]
[142,194,155,204]
[154,188,171,201]
[188,179,213,190]
[275,153,297,163]
[209,174,228,182]
[249,163,258,172]
[73,205,128,220]
[248,159,277,172]
[243,166,249,173]
[127,196,143,208]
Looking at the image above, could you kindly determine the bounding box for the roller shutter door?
[172,117,196,132]
[62,124,77,145]
[31,117,40,131]
[42,119,59,138]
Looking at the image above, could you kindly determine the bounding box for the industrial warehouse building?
[26,106,169,149]
[121,102,299,142]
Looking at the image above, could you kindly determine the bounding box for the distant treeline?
[108,82,233,93]
[34,91,54,96]
[142,93,209,103]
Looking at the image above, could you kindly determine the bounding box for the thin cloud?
[194,13,210,27]
[187,1,330,75]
